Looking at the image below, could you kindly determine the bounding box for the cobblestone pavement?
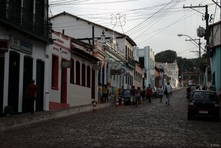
[0,88,220,148]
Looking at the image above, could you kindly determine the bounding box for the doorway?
[61,67,67,104]
[0,56,5,115]
[92,69,95,99]
[36,60,44,111]
[22,56,33,113]
[8,51,20,113]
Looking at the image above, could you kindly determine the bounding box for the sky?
[49,0,221,59]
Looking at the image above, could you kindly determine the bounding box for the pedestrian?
[211,82,216,92]
[158,86,163,103]
[107,84,111,101]
[102,84,108,102]
[146,84,152,103]
[141,86,146,105]
[164,82,172,105]
[130,86,136,107]
[119,86,124,105]
[196,85,200,90]
[26,79,38,114]
[202,84,207,90]
[136,87,141,106]
[218,87,221,102]
[98,83,102,103]
[114,87,119,104]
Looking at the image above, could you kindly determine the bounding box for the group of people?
[98,82,173,106]
[98,83,111,103]
[128,82,172,107]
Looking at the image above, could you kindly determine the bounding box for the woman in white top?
[165,82,172,105]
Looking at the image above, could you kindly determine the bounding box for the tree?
[155,50,177,63]
[155,50,200,83]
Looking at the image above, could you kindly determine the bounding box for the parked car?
[118,89,131,105]
[187,90,220,121]
[186,85,197,99]
[151,87,158,98]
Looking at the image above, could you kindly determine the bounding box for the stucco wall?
[212,47,221,93]
[2,28,46,112]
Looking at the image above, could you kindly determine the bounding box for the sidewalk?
[0,101,114,131]
[0,88,183,131]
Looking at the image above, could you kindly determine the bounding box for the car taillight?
[188,102,195,108]
[215,104,220,109]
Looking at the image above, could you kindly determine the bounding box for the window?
[139,57,144,66]
[76,61,80,85]
[52,55,59,89]
[82,64,86,86]
[70,59,74,84]
[87,66,91,87]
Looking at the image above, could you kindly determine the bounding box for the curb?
[0,102,113,131]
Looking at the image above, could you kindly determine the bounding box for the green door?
[0,56,4,116]
[36,60,44,111]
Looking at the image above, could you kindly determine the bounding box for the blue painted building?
[209,21,221,93]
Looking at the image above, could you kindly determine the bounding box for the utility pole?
[185,38,202,85]
[183,4,210,86]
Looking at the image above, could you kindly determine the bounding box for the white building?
[50,11,137,93]
[48,32,100,110]
[134,46,155,88]
[156,61,179,88]
[0,0,52,115]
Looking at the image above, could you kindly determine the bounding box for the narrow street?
[0,88,220,148]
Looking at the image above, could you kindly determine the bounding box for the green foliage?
[155,49,203,78]
[155,50,177,63]
[4,106,13,114]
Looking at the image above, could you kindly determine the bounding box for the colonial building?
[156,61,179,88]
[0,0,52,115]
[134,61,144,89]
[48,31,100,110]
[50,11,136,95]
[134,46,155,88]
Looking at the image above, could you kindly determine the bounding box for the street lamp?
[177,34,202,58]
[178,33,202,85]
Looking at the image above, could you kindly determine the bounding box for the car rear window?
[192,92,218,101]
[124,90,131,95]
[190,86,196,92]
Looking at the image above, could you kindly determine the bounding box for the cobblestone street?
[0,88,220,148]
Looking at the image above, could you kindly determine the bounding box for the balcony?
[126,56,135,69]
[0,0,52,43]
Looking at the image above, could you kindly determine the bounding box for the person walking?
[135,87,141,106]
[119,86,124,105]
[158,86,163,103]
[164,82,172,105]
[130,86,136,107]
[218,87,221,103]
[98,83,102,103]
[114,87,119,104]
[26,79,38,114]
[102,84,108,103]
[141,86,146,105]
[146,84,153,103]
[211,82,216,92]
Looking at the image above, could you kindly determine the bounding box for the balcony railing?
[127,56,135,68]
[0,0,51,41]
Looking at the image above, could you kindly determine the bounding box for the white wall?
[2,28,46,112]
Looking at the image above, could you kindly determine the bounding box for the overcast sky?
[49,0,220,59]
